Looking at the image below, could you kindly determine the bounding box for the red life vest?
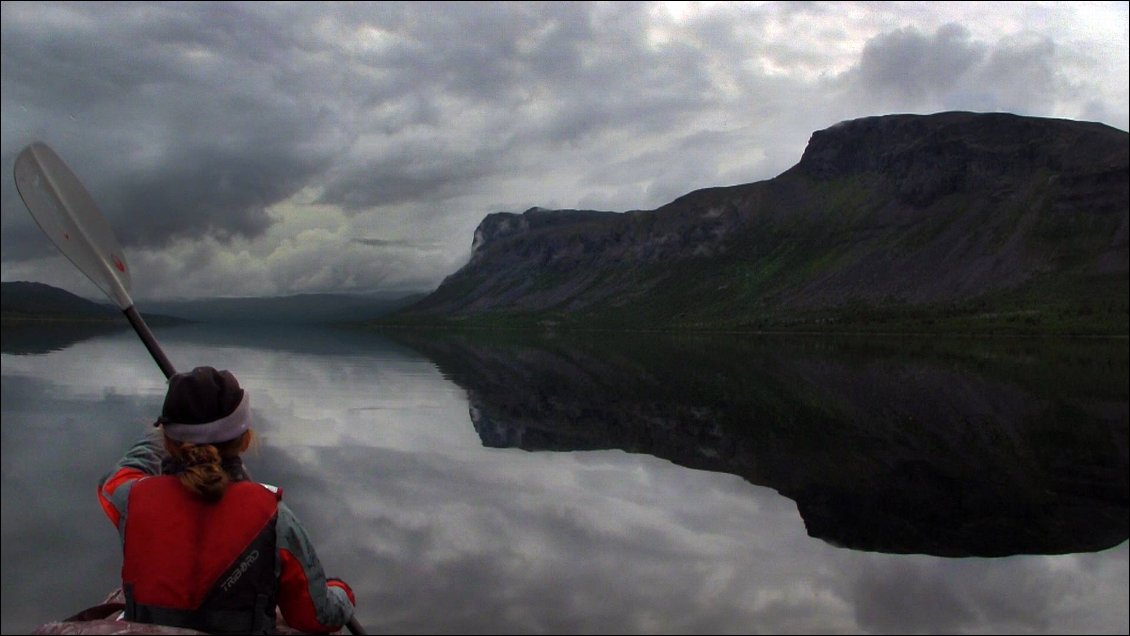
[121,476,281,635]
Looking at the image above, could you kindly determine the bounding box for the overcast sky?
[2,1,1127,301]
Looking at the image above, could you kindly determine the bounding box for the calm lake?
[1,323,1127,634]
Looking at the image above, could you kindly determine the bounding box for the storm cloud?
[2,1,1126,299]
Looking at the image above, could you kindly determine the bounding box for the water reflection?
[2,324,1127,634]
[386,330,1130,558]
[0,322,124,355]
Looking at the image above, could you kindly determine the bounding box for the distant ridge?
[1,281,119,322]
[0,281,426,325]
[393,112,1129,335]
[144,291,427,324]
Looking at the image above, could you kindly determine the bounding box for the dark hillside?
[1,281,118,321]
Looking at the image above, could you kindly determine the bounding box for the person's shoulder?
[229,480,284,501]
[257,482,283,501]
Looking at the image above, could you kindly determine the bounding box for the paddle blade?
[14,142,133,309]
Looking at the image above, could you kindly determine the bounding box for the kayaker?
[97,366,356,634]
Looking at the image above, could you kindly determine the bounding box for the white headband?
[163,391,251,444]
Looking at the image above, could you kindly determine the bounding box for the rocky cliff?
[398,112,1128,332]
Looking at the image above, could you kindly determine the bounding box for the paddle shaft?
[122,305,177,380]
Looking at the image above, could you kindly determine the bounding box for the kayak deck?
[32,589,335,635]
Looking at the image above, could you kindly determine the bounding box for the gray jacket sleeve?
[275,500,356,631]
[97,429,168,530]
[100,429,166,484]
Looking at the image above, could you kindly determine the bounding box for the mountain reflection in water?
[0,322,125,355]
[387,331,1129,558]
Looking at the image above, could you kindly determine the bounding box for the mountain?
[1,281,120,321]
[393,112,1129,334]
[0,281,188,326]
[1,281,422,325]
[144,292,426,324]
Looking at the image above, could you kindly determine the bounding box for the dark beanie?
[158,366,245,425]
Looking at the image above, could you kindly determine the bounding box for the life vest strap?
[125,586,274,635]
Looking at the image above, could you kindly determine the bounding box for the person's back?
[98,366,355,634]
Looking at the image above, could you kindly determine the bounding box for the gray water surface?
[1,323,1126,634]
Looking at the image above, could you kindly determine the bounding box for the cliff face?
[794,112,1127,206]
[468,208,618,266]
[400,112,1128,331]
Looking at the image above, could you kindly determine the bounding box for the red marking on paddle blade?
[112,255,126,273]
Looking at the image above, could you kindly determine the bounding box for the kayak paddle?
[13,141,177,379]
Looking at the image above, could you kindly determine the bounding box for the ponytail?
[163,430,255,502]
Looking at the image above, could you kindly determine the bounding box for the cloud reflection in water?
[2,324,1126,634]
